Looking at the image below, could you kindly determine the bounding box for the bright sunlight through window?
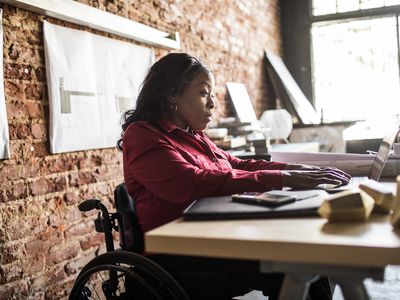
[312,17,400,123]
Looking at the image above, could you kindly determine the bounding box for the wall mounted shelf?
[0,0,180,49]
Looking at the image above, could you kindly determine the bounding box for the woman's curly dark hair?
[121,53,210,131]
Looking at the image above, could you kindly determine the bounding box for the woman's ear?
[167,95,178,112]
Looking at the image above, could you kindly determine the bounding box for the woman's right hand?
[282,167,351,189]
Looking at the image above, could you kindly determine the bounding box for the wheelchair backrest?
[114,183,144,253]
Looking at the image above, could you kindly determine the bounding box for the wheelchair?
[69,183,190,300]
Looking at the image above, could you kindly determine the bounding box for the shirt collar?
[157,119,202,135]
[156,119,184,133]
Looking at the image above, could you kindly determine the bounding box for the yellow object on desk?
[390,175,400,227]
[318,189,374,222]
[359,180,395,214]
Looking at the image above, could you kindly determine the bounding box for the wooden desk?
[146,197,400,299]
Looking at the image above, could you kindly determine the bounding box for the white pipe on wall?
[0,0,180,50]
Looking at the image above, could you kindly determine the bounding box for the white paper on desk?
[44,22,154,153]
[0,9,10,159]
[271,152,374,176]
[271,152,400,176]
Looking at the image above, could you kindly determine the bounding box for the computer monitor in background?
[226,82,258,124]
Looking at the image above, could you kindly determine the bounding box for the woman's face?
[172,71,216,131]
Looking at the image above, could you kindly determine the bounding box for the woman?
[122,53,350,299]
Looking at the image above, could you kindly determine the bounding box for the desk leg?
[260,261,384,300]
[333,278,370,300]
[278,273,319,300]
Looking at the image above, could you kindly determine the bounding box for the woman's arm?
[220,149,287,171]
[124,140,284,205]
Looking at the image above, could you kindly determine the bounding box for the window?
[310,1,400,127]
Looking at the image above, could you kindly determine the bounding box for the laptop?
[182,190,328,220]
[183,124,399,220]
[321,124,399,193]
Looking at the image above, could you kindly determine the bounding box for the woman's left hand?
[284,163,351,184]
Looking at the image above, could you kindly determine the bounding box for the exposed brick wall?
[0,1,282,299]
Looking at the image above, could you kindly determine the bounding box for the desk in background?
[230,142,319,161]
[270,142,319,153]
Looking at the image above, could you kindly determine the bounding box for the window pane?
[360,0,385,9]
[312,0,337,16]
[337,0,359,13]
[385,0,400,6]
[311,17,400,124]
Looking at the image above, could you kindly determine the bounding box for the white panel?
[0,0,180,49]
[44,21,154,153]
[0,8,10,159]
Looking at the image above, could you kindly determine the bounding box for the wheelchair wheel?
[69,251,189,300]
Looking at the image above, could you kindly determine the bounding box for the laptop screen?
[369,125,398,180]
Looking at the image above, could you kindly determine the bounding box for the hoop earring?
[171,103,178,111]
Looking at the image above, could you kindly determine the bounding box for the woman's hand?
[282,164,351,189]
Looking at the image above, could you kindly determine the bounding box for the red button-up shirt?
[123,120,286,232]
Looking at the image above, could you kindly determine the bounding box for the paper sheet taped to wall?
[44,22,154,153]
[0,9,10,159]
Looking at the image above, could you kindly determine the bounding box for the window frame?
[281,0,400,114]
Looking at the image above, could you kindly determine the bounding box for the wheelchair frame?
[68,183,190,300]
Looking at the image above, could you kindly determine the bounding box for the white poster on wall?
[0,9,10,159]
[43,21,154,154]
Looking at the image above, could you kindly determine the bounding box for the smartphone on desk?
[231,192,296,207]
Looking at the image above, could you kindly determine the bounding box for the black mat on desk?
[183,190,327,220]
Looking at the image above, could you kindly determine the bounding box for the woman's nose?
[207,95,215,109]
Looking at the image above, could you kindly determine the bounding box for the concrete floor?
[236,265,400,299]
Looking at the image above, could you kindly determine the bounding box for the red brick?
[27,291,45,300]
[64,191,78,205]
[4,81,24,100]
[1,181,28,202]
[65,222,93,239]
[4,63,34,81]
[0,245,20,265]
[5,101,28,120]
[22,257,45,277]
[6,43,41,65]
[25,83,44,100]
[25,230,63,260]
[4,26,41,47]
[46,242,80,266]
[22,142,48,159]
[41,155,78,175]
[48,176,67,193]
[65,206,82,224]
[42,265,67,287]
[9,123,30,139]
[0,280,29,299]
[102,150,122,165]
[64,252,96,276]
[69,171,98,187]
[31,123,46,139]
[0,163,19,181]
[26,101,43,119]
[0,262,23,283]
[80,233,104,251]
[30,178,48,196]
